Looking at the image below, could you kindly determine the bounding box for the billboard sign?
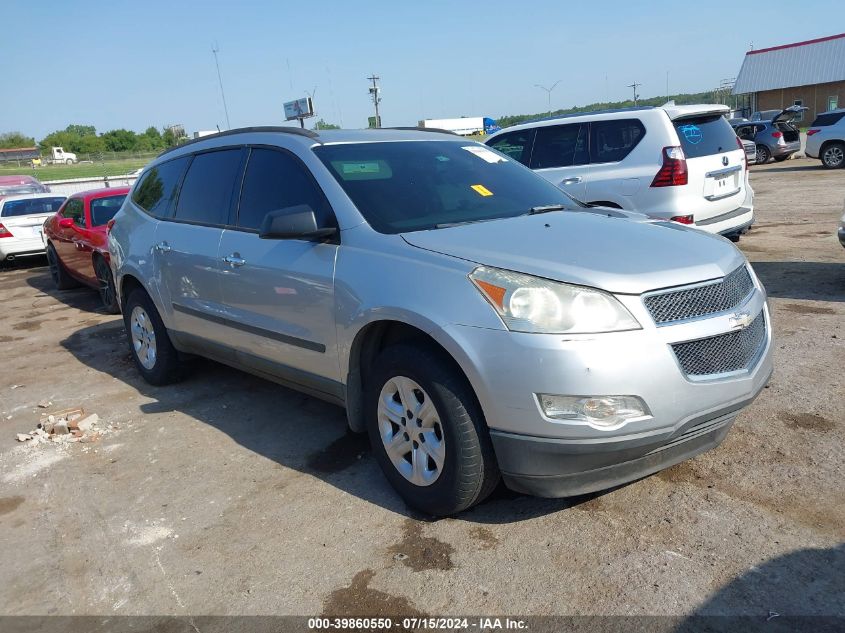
[284,97,314,121]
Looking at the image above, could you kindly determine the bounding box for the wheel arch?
[344,319,480,433]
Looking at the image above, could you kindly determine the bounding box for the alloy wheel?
[377,376,445,486]
[130,305,157,370]
[823,145,844,168]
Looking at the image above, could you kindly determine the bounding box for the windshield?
[313,141,579,233]
[90,194,127,226]
[1,197,65,217]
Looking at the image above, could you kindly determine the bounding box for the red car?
[43,187,130,313]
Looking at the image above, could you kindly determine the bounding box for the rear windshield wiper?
[525,204,568,215]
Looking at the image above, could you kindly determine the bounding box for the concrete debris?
[15,406,105,446]
[37,401,52,408]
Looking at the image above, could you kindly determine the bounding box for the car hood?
[401,211,745,295]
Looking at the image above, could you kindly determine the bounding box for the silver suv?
[109,127,773,516]
[805,109,845,169]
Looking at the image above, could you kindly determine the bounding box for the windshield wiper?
[525,204,568,215]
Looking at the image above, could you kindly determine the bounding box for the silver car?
[733,106,805,164]
[109,127,773,516]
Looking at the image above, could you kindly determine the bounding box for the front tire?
[46,243,79,290]
[366,344,499,516]
[821,142,845,169]
[123,288,182,385]
[94,256,120,314]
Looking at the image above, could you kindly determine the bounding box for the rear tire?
[46,243,79,290]
[773,155,789,162]
[366,343,500,516]
[123,288,182,385]
[756,145,771,164]
[94,256,120,314]
[821,142,845,169]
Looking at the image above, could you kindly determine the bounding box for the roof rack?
[157,126,319,157]
[383,126,458,136]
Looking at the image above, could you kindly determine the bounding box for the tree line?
[0,125,183,154]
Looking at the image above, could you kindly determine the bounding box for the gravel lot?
[1,158,843,622]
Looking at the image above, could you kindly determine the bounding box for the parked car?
[805,109,845,169]
[484,104,754,241]
[0,175,49,199]
[109,127,772,516]
[839,202,845,249]
[738,137,757,165]
[42,187,129,312]
[0,193,67,263]
[731,106,804,164]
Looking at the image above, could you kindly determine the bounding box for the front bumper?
[491,387,767,497]
[441,279,772,497]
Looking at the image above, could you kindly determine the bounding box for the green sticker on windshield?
[331,160,392,181]
[342,162,380,174]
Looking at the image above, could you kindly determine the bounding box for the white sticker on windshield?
[461,146,507,163]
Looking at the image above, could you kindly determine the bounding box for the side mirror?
[258,205,337,241]
[58,217,75,229]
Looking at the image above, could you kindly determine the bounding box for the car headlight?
[469,266,640,334]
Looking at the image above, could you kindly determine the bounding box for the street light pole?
[534,81,562,117]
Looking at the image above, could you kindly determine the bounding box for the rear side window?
[237,148,333,231]
[1,197,65,217]
[673,116,739,159]
[90,195,127,226]
[174,149,243,226]
[486,130,535,166]
[132,156,190,217]
[590,119,645,163]
[530,123,588,169]
[810,112,845,127]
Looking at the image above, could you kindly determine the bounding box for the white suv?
[485,104,753,240]
[805,109,845,169]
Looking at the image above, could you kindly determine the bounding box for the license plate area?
[704,167,741,200]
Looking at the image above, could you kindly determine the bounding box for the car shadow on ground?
[23,262,109,313]
[751,163,823,174]
[43,274,607,524]
[673,543,844,632]
[748,260,845,303]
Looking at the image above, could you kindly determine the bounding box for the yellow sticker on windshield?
[471,184,493,197]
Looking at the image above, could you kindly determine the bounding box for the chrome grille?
[672,311,766,377]
[644,265,754,324]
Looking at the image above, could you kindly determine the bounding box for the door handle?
[154,242,171,253]
[561,176,582,185]
[223,254,246,267]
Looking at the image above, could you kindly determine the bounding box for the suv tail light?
[0,223,12,238]
[651,146,688,187]
[807,129,821,136]
[670,215,694,225]
[736,137,749,170]
[771,131,783,139]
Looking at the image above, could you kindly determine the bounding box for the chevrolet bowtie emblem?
[729,311,753,329]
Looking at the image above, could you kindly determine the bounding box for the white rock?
[77,414,99,432]
[16,433,32,442]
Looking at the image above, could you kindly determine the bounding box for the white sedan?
[0,193,67,263]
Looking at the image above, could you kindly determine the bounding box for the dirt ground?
[1,158,843,622]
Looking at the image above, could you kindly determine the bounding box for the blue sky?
[3,0,841,138]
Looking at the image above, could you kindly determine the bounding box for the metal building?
[732,33,845,123]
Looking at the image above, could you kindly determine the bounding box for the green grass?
[0,158,150,181]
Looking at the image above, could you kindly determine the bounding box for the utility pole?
[367,74,381,128]
[534,81,562,117]
[628,81,641,106]
[211,42,231,130]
